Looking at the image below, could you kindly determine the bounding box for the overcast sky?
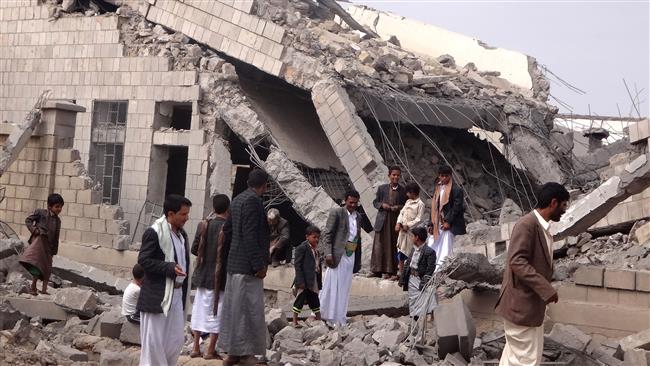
[347,0,649,118]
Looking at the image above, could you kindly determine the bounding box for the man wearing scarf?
[137,194,192,366]
[428,165,466,268]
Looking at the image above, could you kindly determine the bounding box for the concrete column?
[36,100,86,149]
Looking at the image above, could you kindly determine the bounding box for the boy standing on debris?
[19,193,64,296]
[399,227,436,318]
[395,182,426,276]
[495,182,568,366]
[122,263,144,324]
[371,166,407,280]
[137,194,191,366]
[292,225,322,326]
[190,194,230,360]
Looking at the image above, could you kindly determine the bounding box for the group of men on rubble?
[17,159,570,366]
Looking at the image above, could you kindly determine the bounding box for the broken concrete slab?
[99,350,135,366]
[5,296,68,321]
[434,296,476,361]
[98,310,124,339]
[634,221,650,245]
[0,239,24,260]
[0,300,28,330]
[443,352,469,366]
[372,328,407,349]
[52,256,129,294]
[119,321,140,345]
[552,150,650,239]
[266,308,289,336]
[546,323,591,352]
[615,328,650,359]
[623,348,650,366]
[53,287,98,316]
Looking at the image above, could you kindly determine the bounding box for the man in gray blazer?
[318,189,370,326]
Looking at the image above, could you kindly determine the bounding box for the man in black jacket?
[137,194,191,366]
[429,165,466,267]
[218,169,270,366]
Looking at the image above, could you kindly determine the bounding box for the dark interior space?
[171,104,192,130]
[165,146,188,197]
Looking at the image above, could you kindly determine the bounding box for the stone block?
[53,287,98,315]
[616,328,650,359]
[623,349,650,366]
[6,296,68,321]
[91,218,106,233]
[76,217,91,232]
[266,308,288,336]
[637,271,650,292]
[119,321,140,345]
[605,269,636,290]
[546,323,591,352]
[574,266,604,287]
[434,296,476,361]
[99,310,124,339]
[112,235,131,251]
[636,222,650,245]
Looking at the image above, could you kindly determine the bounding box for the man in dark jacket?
[137,194,192,366]
[371,166,407,279]
[218,169,270,366]
[429,165,466,267]
[189,194,229,360]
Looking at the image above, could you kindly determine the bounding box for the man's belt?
[344,242,358,257]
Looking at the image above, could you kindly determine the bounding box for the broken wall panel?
[312,79,388,225]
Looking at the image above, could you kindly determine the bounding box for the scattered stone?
[615,328,650,359]
[498,198,523,224]
[0,239,24,260]
[100,350,134,366]
[304,324,329,345]
[0,300,27,330]
[266,308,289,336]
[273,325,303,342]
[372,328,407,349]
[320,349,342,366]
[52,256,129,294]
[99,310,124,339]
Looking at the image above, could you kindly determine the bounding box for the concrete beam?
[52,256,130,294]
[4,296,68,321]
[552,150,650,239]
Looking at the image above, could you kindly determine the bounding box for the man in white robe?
[137,194,192,366]
[319,190,368,327]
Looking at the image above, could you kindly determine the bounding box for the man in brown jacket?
[495,182,569,365]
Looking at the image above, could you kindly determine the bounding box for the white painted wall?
[347,5,534,90]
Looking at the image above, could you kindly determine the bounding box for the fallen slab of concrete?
[434,296,476,361]
[0,239,23,260]
[4,296,68,321]
[552,150,650,239]
[52,256,129,295]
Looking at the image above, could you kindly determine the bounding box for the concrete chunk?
[615,328,650,359]
[53,287,98,315]
[546,323,591,352]
[434,296,476,361]
[0,239,24,260]
[624,349,650,366]
[52,256,129,294]
[119,320,140,345]
[99,310,124,339]
[574,266,605,287]
[6,296,67,321]
[0,300,28,330]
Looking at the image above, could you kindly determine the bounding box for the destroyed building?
[1,0,650,365]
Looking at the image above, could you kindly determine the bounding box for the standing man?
[371,166,407,280]
[219,169,270,366]
[429,165,466,268]
[495,182,569,366]
[137,194,192,366]
[319,190,367,326]
[268,208,291,267]
[190,194,230,360]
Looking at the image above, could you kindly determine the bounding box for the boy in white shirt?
[122,263,144,323]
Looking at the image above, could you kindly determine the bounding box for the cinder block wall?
[0,1,207,233]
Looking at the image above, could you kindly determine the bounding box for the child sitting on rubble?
[19,193,64,296]
[292,226,323,326]
[122,263,145,324]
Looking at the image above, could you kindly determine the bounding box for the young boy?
[19,193,64,295]
[122,263,145,324]
[292,226,322,326]
[395,182,426,277]
[399,227,436,318]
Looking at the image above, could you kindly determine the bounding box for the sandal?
[190,351,201,358]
